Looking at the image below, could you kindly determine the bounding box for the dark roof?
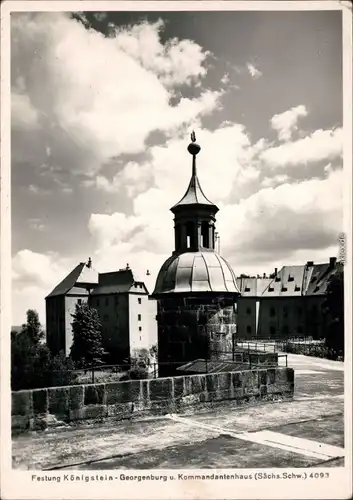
[46,263,99,298]
[171,174,218,212]
[91,270,149,295]
[176,357,244,374]
[236,260,340,298]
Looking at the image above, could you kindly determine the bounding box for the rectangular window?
[96,298,100,306]
[283,307,288,318]
[105,297,109,306]
[77,299,82,305]
[138,314,141,321]
[115,295,119,304]
[246,307,251,315]
[246,325,252,334]
[139,326,142,331]
[270,307,276,317]
[138,298,142,304]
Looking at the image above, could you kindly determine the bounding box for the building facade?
[236,257,340,340]
[152,133,240,376]
[46,261,157,361]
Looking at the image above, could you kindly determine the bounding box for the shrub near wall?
[12,367,294,433]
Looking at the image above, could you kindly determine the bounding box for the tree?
[323,266,344,359]
[70,303,105,366]
[11,309,46,390]
[21,309,45,346]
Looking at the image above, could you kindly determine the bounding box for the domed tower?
[152,133,240,376]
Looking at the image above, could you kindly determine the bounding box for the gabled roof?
[91,270,149,295]
[46,263,99,299]
[236,277,272,296]
[262,265,305,297]
[236,259,340,298]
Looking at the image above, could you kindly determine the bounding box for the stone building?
[46,260,157,361]
[236,257,340,340]
[152,133,241,376]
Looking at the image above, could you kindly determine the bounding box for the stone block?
[190,375,205,394]
[242,370,258,391]
[68,385,84,410]
[257,370,267,386]
[12,391,33,416]
[69,404,108,421]
[266,368,276,385]
[32,389,49,414]
[106,380,141,405]
[84,384,106,405]
[140,380,149,404]
[149,378,172,401]
[48,387,69,417]
[231,371,242,389]
[206,373,219,395]
[173,376,185,399]
[107,402,134,418]
[12,415,30,431]
[217,372,231,391]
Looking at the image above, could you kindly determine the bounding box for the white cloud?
[218,167,343,269]
[12,250,76,324]
[246,63,262,80]
[11,94,39,130]
[270,104,308,142]
[11,13,222,176]
[114,20,210,87]
[260,128,343,168]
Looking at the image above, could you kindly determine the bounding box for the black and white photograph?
[1,1,352,499]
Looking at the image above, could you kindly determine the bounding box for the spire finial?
[187,131,201,177]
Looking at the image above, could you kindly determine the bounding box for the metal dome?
[152,251,240,296]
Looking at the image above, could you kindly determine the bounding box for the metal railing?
[41,353,288,386]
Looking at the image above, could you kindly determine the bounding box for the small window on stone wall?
[270,326,276,335]
[270,307,276,317]
[246,325,252,334]
[138,314,141,321]
[138,298,142,304]
[246,307,251,315]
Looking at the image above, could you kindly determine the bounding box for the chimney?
[263,273,266,279]
[146,270,151,276]
[274,267,278,275]
[329,257,337,267]
[86,257,92,269]
[307,261,314,267]
[126,263,130,270]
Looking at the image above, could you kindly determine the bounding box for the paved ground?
[12,354,344,470]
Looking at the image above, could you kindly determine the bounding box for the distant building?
[236,257,340,340]
[45,259,157,361]
[152,133,240,376]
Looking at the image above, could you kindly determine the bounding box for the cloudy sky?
[11,9,343,325]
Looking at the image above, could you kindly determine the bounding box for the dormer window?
[281,286,288,292]
[244,287,251,292]
[275,276,281,282]
[294,285,301,292]
[268,286,274,292]
[288,275,294,282]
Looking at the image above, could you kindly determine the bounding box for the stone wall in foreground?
[12,367,294,433]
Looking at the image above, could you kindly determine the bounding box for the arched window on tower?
[186,221,195,249]
[201,221,210,248]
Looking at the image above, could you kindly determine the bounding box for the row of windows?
[245,306,319,317]
[91,296,143,307]
[245,325,303,335]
